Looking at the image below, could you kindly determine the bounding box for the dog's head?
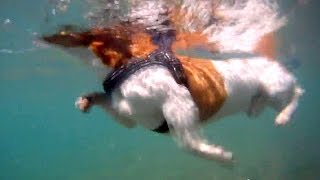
[42,25,158,69]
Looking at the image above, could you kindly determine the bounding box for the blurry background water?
[1,0,319,179]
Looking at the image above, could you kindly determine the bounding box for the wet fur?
[75,55,303,163]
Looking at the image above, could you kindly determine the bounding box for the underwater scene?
[1,0,319,179]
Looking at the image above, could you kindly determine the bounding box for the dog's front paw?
[215,148,234,163]
[275,112,290,126]
[75,97,91,113]
[219,151,236,167]
[222,151,233,161]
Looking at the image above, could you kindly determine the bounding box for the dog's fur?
[74,55,303,162]
[43,1,303,163]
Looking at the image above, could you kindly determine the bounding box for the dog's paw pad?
[75,97,90,113]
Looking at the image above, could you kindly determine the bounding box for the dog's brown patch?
[88,30,157,68]
[178,55,227,121]
[172,32,217,52]
[89,41,128,68]
[130,32,158,58]
[254,32,277,60]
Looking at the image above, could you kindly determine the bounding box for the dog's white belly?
[212,57,273,119]
[113,96,165,129]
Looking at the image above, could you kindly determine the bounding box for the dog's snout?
[42,32,90,47]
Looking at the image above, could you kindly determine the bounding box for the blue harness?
[103,49,188,133]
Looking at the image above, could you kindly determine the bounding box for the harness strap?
[103,50,188,133]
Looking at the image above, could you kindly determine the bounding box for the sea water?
[0,0,319,179]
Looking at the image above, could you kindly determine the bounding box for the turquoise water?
[1,0,320,179]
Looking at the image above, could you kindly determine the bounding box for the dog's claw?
[75,97,91,113]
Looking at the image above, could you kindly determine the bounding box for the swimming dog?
[42,1,303,163]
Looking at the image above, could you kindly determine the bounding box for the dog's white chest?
[112,65,191,129]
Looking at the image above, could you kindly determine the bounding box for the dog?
[42,0,303,163]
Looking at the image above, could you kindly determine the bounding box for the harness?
[103,49,188,133]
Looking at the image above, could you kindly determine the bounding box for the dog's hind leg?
[162,97,234,162]
[274,86,304,125]
[247,91,266,118]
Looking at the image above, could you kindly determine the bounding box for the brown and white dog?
[42,0,303,163]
